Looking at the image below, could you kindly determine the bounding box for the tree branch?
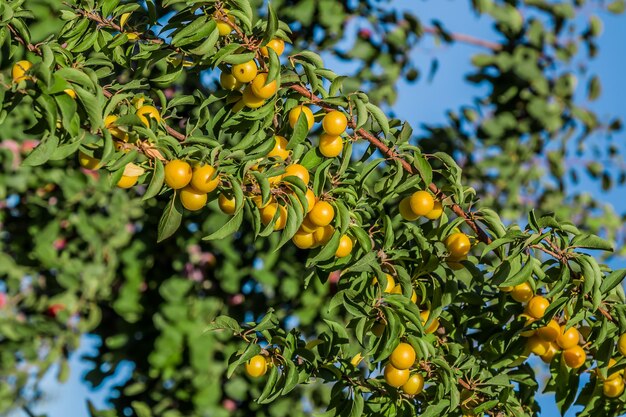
[422,26,502,51]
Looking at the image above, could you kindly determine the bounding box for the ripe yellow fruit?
[402,374,424,396]
[322,110,348,136]
[283,164,310,184]
[562,345,586,369]
[556,325,580,350]
[603,377,625,398]
[245,355,268,378]
[319,133,343,158]
[383,363,410,388]
[525,295,550,319]
[335,235,353,258]
[292,231,316,249]
[527,336,550,356]
[252,195,274,209]
[540,342,560,363]
[288,105,315,131]
[519,313,536,337]
[260,38,285,57]
[536,319,560,342]
[445,232,471,259]
[600,358,624,381]
[510,282,533,303]
[242,85,266,108]
[300,217,318,233]
[373,274,395,293]
[215,10,235,36]
[78,151,100,170]
[425,200,443,220]
[619,334,626,357]
[261,203,287,230]
[350,353,364,367]
[409,191,434,216]
[220,71,243,90]
[164,160,192,189]
[218,194,236,214]
[180,187,208,211]
[117,175,138,189]
[268,136,290,160]
[136,105,161,128]
[12,60,33,83]
[313,224,334,246]
[389,342,416,370]
[399,197,419,221]
[411,290,419,304]
[64,89,77,99]
[420,310,439,334]
[191,165,220,193]
[304,189,316,213]
[232,60,258,83]
[104,115,128,141]
[309,201,334,227]
[250,73,278,99]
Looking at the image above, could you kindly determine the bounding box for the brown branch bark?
[422,26,502,51]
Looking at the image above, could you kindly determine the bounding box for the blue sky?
[10,1,626,416]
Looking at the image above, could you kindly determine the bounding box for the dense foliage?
[1,0,626,416]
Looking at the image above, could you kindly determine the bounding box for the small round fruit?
[64,89,77,99]
[293,231,316,249]
[536,319,560,342]
[390,343,416,370]
[304,189,316,213]
[510,282,533,303]
[445,232,471,259]
[425,200,443,220]
[218,194,236,214]
[180,187,208,211]
[245,355,267,378]
[215,10,235,36]
[540,342,560,363]
[322,110,348,136]
[252,195,274,209]
[232,60,258,83]
[309,201,334,227]
[261,203,288,230]
[391,285,402,295]
[104,115,128,141]
[289,105,315,131]
[420,311,439,334]
[603,377,625,398]
[260,38,285,57]
[519,313,536,337]
[220,72,243,90]
[137,105,161,127]
[78,151,100,170]
[12,60,33,83]
[242,85,266,108]
[300,217,318,233]
[250,73,278,99]
[335,235,353,258]
[319,133,343,158]
[383,363,410,388]
[164,160,193,190]
[313,224,334,246]
[562,345,586,369]
[191,165,220,193]
[402,374,424,396]
[268,136,290,160]
[117,175,138,189]
[602,358,624,381]
[556,325,580,350]
[399,197,419,221]
[619,334,626,357]
[527,336,550,356]
[526,295,550,319]
[283,164,310,184]
[372,274,395,293]
[409,191,434,216]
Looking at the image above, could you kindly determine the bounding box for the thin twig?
[422,26,502,51]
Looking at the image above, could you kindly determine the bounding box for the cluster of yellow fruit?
[383,343,425,396]
[600,334,626,398]
[162,160,220,210]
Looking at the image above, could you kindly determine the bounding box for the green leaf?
[365,102,390,138]
[203,207,244,241]
[262,4,278,44]
[142,159,164,201]
[22,134,59,167]
[570,233,613,252]
[157,194,183,242]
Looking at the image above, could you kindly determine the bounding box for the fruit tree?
[1,0,626,416]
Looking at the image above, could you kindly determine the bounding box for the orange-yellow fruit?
[252,195,274,209]
[309,201,334,227]
[292,231,316,249]
[420,310,439,334]
[556,325,580,350]
[288,105,314,131]
[268,136,290,160]
[322,110,348,136]
[319,133,343,158]
[261,203,287,230]
[445,232,471,259]
[242,85,266,108]
[536,319,560,342]
[64,89,77,99]
[619,334,626,357]
[180,187,208,211]
[527,336,550,356]
[540,342,560,363]
[218,194,236,214]
[389,343,416,370]
[220,71,243,90]
[260,38,285,57]
[304,189,316,213]
[245,355,267,378]
[399,196,419,221]
[410,290,418,304]
[300,217,318,233]
[335,235,353,258]
[510,282,533,303]
[250,73,278,99]
[562,345,586,369]
[214,9,235,36]
[525,295,550,319]
[383,363,410,388]
[104,115,128,141]
[136,105,161,128]
[190,165,220,193]
[600,359,624,381]
[313,224,334,246]
[402,374,424,396]
[117,175,138,189]
[78,151,100,170]
[409,191,434,216]
[232,60,258,83]
[603,377,625,398]
[373,274,395,293]
[425,200,443,220]
[12,60,33,83]
[164,160,193,189]
[519,313,536,337]
[283,164,309,184]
